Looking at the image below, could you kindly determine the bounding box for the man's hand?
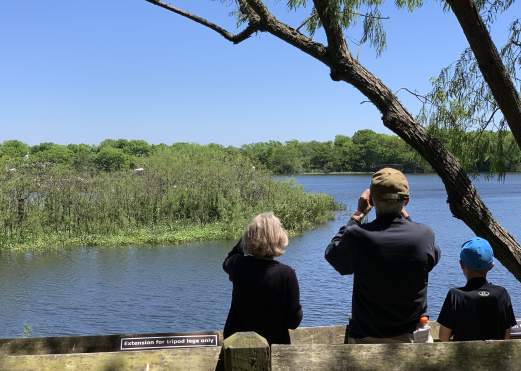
[357,189,373,214]
[400,208,410,219]
[351,189,373,223]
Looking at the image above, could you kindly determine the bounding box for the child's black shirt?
[438,277,516,341]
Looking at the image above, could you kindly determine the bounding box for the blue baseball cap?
[460,237,494,271]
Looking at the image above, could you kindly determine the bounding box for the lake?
[0,174,519,338]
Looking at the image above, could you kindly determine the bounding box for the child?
[438,237,516,341]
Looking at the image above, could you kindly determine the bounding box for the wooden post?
[223,332,270,371]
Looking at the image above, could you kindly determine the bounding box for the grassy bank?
[0,145,340,250]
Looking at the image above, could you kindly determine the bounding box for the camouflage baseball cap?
[370,168,410,201]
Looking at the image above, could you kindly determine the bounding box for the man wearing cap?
[438,237,516,341]
[325,168,441,343]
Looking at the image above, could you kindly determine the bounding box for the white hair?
[242,212,289,257]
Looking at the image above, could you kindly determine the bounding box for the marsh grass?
[0,145,339,250]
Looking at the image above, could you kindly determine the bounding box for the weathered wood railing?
[1,324,520,370]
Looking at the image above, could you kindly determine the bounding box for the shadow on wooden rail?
[1,324,520,371]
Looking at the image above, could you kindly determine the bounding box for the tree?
[31,143,73,165]
[145,0,521,281]
[94,147,130,172]
[421,3,520,174]
[0,140,30,159]
[446,0,521,149]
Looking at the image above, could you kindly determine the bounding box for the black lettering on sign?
[120,334,218,351]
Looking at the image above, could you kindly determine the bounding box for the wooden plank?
[223,332,270,371]
[0,347,222,371]
[290,325,345,345]
[271,341,521,371]
[290,322,441,345]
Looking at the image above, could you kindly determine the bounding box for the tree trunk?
[447,0,521,150]
[328,57,521,281]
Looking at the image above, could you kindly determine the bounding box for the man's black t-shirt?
[437,277,516,341]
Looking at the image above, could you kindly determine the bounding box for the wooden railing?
[1,324,520,370]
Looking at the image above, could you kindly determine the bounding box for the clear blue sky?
[0,1,519,146]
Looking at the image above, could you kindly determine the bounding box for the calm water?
[0,174,520,338]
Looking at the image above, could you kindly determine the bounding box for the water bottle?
[413,315,433,343]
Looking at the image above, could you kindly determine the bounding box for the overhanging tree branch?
[145,0,521,282]
[144,0,260,44]
[244,0,330,64]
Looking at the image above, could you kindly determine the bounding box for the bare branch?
[396,87,430,104]
[296,10,317,33]
[145,0,259,44]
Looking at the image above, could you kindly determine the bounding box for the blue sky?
[0,1,519,146]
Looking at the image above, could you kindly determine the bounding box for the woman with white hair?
[223,212,303,344]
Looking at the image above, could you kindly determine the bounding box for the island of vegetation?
[0,139,339,250]
[1,128,519,250]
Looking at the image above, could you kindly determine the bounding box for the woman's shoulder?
[269,260,298,277]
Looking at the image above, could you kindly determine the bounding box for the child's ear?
[460,264,469,279]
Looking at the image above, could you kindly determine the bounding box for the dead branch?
[396,87,430,104]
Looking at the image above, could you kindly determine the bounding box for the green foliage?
[420,17,520,175]
[94,147,131,171]
[0,142,338,250]
[0,140,30,159]
[241,129,433,174]
[284,0,424,55]
[31,143,73,165]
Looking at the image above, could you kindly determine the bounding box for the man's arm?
[439,325,453,342]
[325,189,372,275]
[325,221,358,275]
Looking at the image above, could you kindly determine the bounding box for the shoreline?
[1,223,234,251]
[1,216,336,252]
[286,171,520,176]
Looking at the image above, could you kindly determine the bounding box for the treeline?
[3,129,518,176]
[241,131,425,174]
[0,143,338,249]
[241,130,521,175]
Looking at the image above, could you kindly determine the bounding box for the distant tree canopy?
[1,130,519,175]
